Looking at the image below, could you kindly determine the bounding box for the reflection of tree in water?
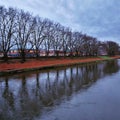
[64,68,72,96]
[51,70,61,99]
[16,75,41,120]
[38,63,104,104]
[81,63,102,85]
[40,71,54,106]
[0,60,120,120]
[1,77,15,120]
[103,60,120,75]
[2,78,14,109]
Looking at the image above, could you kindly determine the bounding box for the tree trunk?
[3,52,8,62]
[35,49,40,59]
[64,51,66,57]
[21,51,26,63]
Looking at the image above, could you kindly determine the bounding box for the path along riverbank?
[0,56,120,76]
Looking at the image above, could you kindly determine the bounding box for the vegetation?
[0,6,119,62]
[99,56,112,60]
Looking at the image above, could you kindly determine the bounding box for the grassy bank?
[0,56,120,76]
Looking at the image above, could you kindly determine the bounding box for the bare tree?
[61,27,70,57]
[0,6,16,61]
[106,41,119,56]
[1,6,118,61]
[82,35,92,56]
[67,30,75,56]
[15,10,35,62]
[43,19,54,56]
[72,32,84,56]
[89,38,100,56]
[52,23,63,57]
[32,17,46,58]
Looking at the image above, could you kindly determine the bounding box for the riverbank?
[0,56,120,76]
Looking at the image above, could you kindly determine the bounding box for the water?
[0,60,120,120]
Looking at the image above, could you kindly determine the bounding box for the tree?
[87,37,100,56]
[15,10,35,62]
[82,35,101,56]
[61,27,70,57]
[52,23,63,56]
[81,34,90,56]
[43,19,54,56]
[67,29,75,56]
[32,17,47,58]
[106,41,119,56]
[72,32,84,56]
[0,6,16,61]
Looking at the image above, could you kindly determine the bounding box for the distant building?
[7,49,67,57]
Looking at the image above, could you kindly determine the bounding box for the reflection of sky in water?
[39,70,120,120]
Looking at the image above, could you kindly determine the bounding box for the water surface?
[0,60,120,120]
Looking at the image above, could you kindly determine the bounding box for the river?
[0,59,120,120]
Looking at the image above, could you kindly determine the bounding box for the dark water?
[0,60,120,120]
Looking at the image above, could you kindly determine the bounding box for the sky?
[0,0,120,44]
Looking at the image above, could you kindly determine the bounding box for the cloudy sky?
[0,0,120,44]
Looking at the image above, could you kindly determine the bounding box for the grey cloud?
[0,0,120,43]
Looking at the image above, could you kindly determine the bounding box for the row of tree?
[0,6,119,62]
